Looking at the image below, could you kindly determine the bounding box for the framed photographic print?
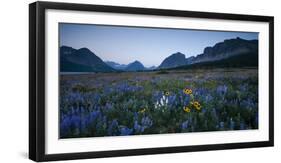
[29,1,274,162]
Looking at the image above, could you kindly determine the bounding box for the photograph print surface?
[59,23,259,139]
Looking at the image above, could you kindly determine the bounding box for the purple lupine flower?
[239,84,248,92]
[194,87,209,97]
[60,114,81,137]
[152,91,163,102]
[219,122,224,129]
[201,108,207,114]
[181,120,189,130]
[240,98,256,111]
[255,113,259,127]
[205,94,214,102]
[133,116,153,133]
[104,102,113,110]
[229,118,235,130]
[179,90,191,106]
[85,110,101,125]
[133,112,139,120]
[96,115,107,131]
[167,94,177,107]
[107,119,119,136]
[134,120,143,133]
[216,85,228,96]
[120,126,133,136]
[141,116,153,129]
[68,91,85,103]
[240,122,246,130]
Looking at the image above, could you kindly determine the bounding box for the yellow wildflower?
[193,101,201,110]
[183,88,192,95]
[164,91,170,96]
[139,108,146,113]
[183,106,191,113]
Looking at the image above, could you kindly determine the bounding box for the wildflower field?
[59,68,258,138]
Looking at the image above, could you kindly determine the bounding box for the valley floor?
[59,68,258,138]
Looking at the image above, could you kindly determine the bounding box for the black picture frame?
[29,1,274,162]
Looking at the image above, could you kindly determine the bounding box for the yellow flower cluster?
[183,106,191,113]
[191,101,201,110]
[182,88,202,113]
[161,88,201,113]
[183,88,192,95]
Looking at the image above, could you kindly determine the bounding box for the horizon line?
[60,37,258,67]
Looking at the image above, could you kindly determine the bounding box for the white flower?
[154,95,169,110]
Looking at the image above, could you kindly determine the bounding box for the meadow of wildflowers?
[59,68,258,138]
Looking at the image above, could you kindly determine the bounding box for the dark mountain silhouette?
[158,37,258,69]
[125,60,146,71]
[170,51,258,70]
[60,37,258,73]
[105,61,127,70]
[106,61,157,71]
[147,66,157,70]
[186,56,195,64]
[60,46,116,72]
[158,52,187,69]
[191,37,258,64]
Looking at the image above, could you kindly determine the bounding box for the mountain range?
[104,61,127,70]
[60,46,115,72]
[158,52,187,69]
[60,37,258,72]
[105,60,150,71]
[158,37,258,69]
[125,61,146,71]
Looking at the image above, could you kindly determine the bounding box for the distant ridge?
[158,37,258,69]
[105,61,127,70]
[158,52,187,69]
[125,60,146,71]
[60,37,258,73]
[191,37,258,64]
[60,46,116,72]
